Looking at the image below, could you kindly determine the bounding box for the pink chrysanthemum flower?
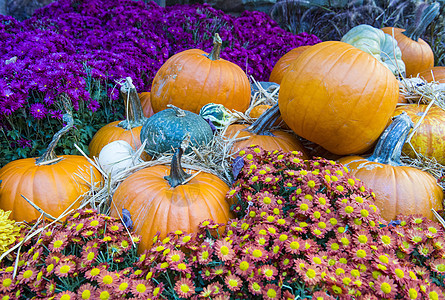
[374,275,397,298]
[77,283,97,299]
[131,279,152,297]
[54,260,75,278]
[262,283,281,299]
[55,290,76,300]
[174,278,195,299]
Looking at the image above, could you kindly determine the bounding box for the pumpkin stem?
[164,135,192,188]
[403,2,439,42]
[118,77,147,130]
[206,33,222,61]
[367,112,414,166]
[36,111,74,165]
[167,104,186,117]
[246,103,280,136]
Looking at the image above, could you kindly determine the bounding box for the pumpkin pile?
[1,11,445,298]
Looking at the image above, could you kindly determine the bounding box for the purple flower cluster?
[0,0,320,129]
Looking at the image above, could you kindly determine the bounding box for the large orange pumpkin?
[269,45,312,84]
[89,78,149,160]
[150,34,251,114]
[278,41,399,155]
[111,144,233,252]
[417,66,445,83]
[381,3,439,77]
[393,104,445,165]
[225,104,307,158]
[339,113,443,221]
[0,112,103,222]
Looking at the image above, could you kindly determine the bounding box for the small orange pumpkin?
[150,34,251,114]
[225,104,307,158]
[269,45,312,84]
[249,104,288,128]
[89,78,150,160]
[381,3,439,77]
[417,66,445,83]
[339,113,443,221]
[111,143,232,252]
[0,111,103,222]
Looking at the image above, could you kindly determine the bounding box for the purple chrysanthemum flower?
[29,103,47,119]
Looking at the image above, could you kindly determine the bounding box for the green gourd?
[140,105,213,156]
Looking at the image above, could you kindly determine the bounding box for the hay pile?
[81,76,444,225]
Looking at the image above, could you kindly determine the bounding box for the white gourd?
[98,140,141,176]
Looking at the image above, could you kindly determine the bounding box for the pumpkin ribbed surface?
[339,156,443,221]
[269,46,311,84]
[150,49,251,114]
[279,41,399,155]
[0,156,103,222]
[393,104,445,165]
[138,92,155,118]
[140,107,213,156]
[224,123,308,158]
[111,165,232,252]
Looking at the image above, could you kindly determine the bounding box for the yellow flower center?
[60,265,71,274]
[102,275,113,284]
[267,288,277,298]
[252,249,262,258]
[306,269,316,278]
[100,291,110,300]
[53,240,63,249]
[118,282,128,291]
[290,241,300,250]
[90,220,99,227]
[82,290,91,299]
[23,270,33,278]
[240,261,249,271]
[220,246,229,256]
[180,283,190,293]
[2,278,12,287]
[136,284,146,293]
[380,282,391,294]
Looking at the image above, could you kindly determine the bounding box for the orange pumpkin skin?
[138,92,155,118]
[417,66,445,83]
[111,166,232,252]
[278,41,399,155]
[88,121,150,161]
[269,45,312,84]
[249,105,288,128]
[0,156,103,222]
[339,156,443,221]
[381,27,434,77]
[393,105,445,165]
[224,123,308,159]
[150,49,251,115]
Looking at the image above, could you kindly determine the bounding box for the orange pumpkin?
[89,78,150,160]
[225,104,307,158]
[339,113,443,221]
[278,41,399,155]
[269,45,312,84]
[111,144,232,252]
[381,3,439,77]
[138,92,155,118]
[393,104,445,165]
[150,34,251,114]
[249,104,288,128]
[417,66,445,83]
[0,112,103,222]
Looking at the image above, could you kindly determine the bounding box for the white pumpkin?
[98,140,142,176]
